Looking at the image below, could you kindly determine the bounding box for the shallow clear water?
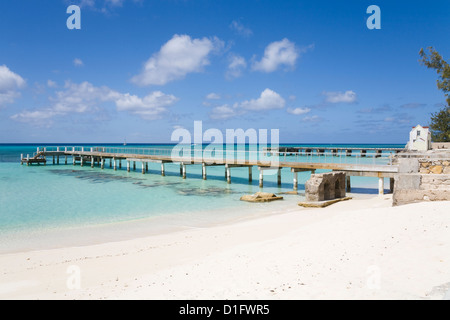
[0,144,402,253]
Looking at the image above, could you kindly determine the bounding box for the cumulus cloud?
[226,54,247,79]
[132,34,224,86]
[11,81,178,123]
[0,65,25,107]
[252,39,300,73]
[287,107,311,115]
[229,20,253,37]
[323,90,357,104]
[116,91,178,119]
[239,88,285,110]
[208,88,285,120]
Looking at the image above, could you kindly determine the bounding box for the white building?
[406,125,432,151]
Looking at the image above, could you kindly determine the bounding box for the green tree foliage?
[419,47,450,142]
[429,106,450,142]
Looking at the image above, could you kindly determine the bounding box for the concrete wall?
[432,142,450,150]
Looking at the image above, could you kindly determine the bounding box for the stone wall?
[393,151,450,206]
[305,172,346,202]
[419,159,450,174]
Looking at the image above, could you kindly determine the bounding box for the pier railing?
[35,146,394,166]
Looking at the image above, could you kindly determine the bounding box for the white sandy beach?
[0,194,449,300]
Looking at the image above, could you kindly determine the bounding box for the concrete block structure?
[305,171,346,202]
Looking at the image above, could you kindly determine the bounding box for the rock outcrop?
[240,192,283,202]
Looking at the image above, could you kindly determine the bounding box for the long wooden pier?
[21,146,399,194]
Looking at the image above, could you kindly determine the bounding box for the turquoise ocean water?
[0,143,403,253]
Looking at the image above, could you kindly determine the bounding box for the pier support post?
[293,171,298,190]
[378,177,384,195]
[142,162,145,174]
[113,158,117,171]
[225,167,228,180]
[57,156,60,165]
[65,156,68,165]
[73,156,76,166]
[52,156,55,165]
[80,156,84,167]
[346,176,351,192]
[180,164,183,176]
[127,161,130,172]
[259,170,263,188]
[133,161,136,171]
[119,160,122,169]
[145,163,148,173]
[390,178,394,193]
[101,158,105,170]
[182,163,186,179]
[109,158,112,168]
[21,154,23,165]
[277,168,281,186]
[226,167,231,184]
[161,163,165,176]
[91,156,94,168]
[202,163,207,180]
[248,166,252,183]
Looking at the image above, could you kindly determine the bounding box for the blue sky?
[0,0,449,143]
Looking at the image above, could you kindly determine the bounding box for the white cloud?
[323,90,357,103]
[73,58,84,67]
[226,54,247,79]
[209,104,238,120]
[206,92,221,100]
[252,39,299,73]
[105,0,125,6]
[132,34,224,86]
[229,20,253,37]
[47,80,57,88]
[0,65,25,92]
[11,81,178,123]
[287,107,311,115]
[0,91,21,107]
[209,88,285,120]
[116,91,178,120]
[239,88,285,111]
[0,65,25,107]
[302,115,322,122]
